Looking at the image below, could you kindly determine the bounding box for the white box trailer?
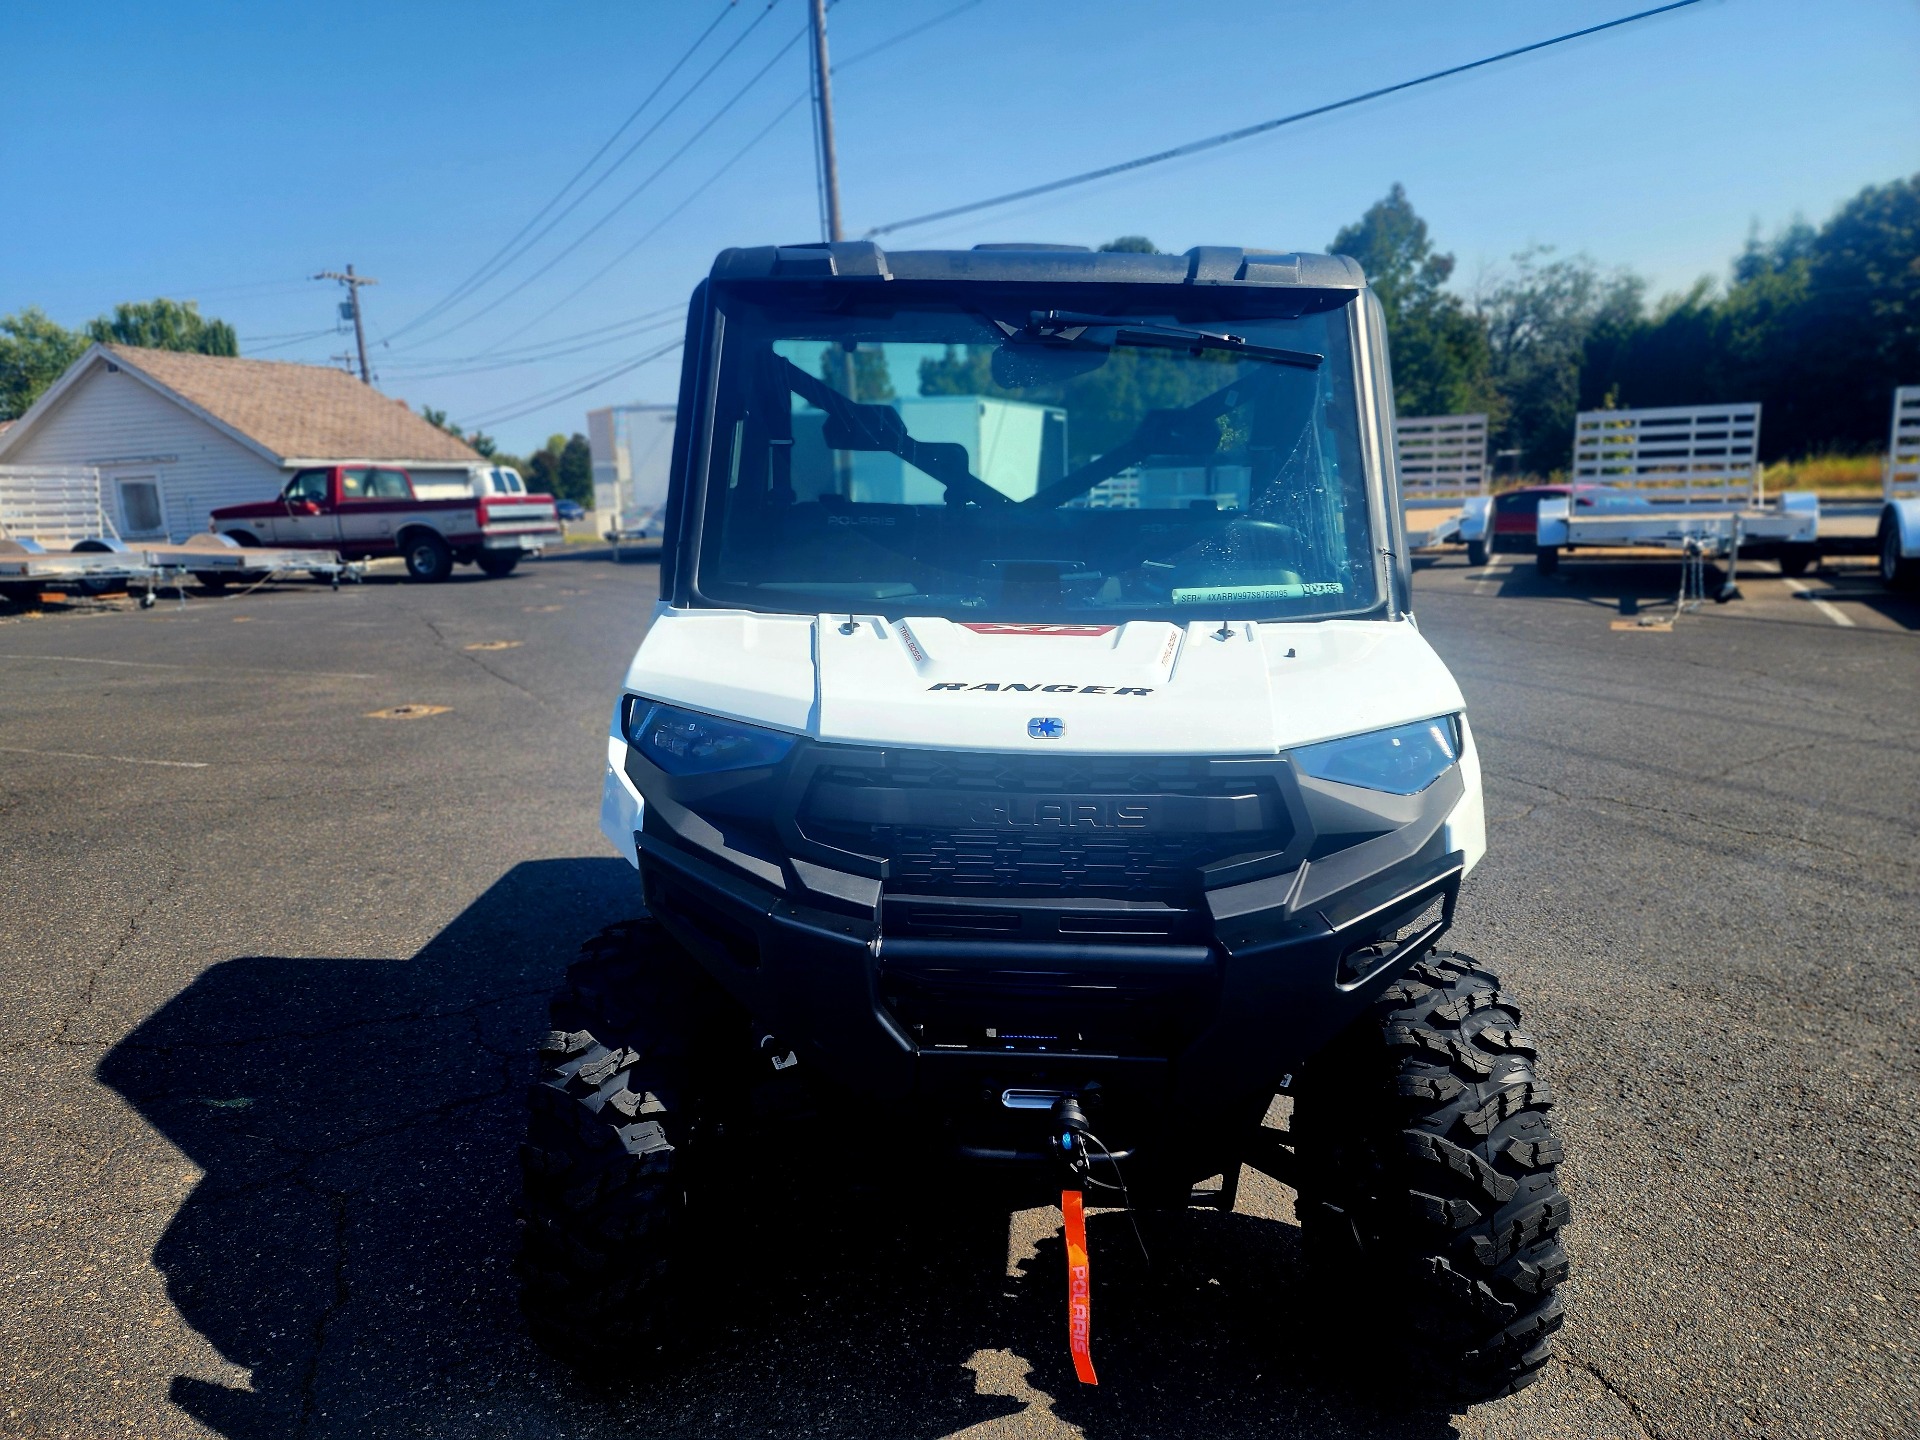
[1397,413,1490,561]
[1876,385,1920,590]
[1535,403,1818,595]
[588,403,676,544]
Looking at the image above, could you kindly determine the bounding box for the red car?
[1486,484,1612,555]
[210,464,563,582]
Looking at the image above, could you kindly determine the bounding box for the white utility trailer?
[1536,403,1819,598]
[1397,413,1491,563]
[1877,385,1920,591]
[0,464,356,606]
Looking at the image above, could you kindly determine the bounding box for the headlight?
[625,700,796,775]
[1295,716,1460,795]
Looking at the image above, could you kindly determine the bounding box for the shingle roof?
[103,345,482,464]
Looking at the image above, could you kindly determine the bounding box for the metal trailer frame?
[0,465,360,608]
[1878,386,1920,586]
[1535,403,1819,600]
[1397,413,1491,561]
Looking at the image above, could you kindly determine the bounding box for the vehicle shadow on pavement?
[97,859,1464,1440]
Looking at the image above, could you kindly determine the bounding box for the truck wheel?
[476,551,520,578]
[402,532,453,583]
[516,919,711,1369]
[1881,518,1918,592]
[1534,545,1559,576]
[1466,539,1488,567]
[1292,950,1570,1401]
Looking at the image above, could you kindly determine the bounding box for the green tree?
[421,405,461,436]
[559,433,593,503]
[1568,173,1919,460]
[1476,248,1641,474]
[0,308,88,420]
[1330,185,1497,422]
[1098,235,1160,254]
[525,434,565,496]
[86,298,237,356]
[419,405,501,459]
[522,433,593,504]
[819,345,895,402]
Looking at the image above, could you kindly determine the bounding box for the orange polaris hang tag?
[1062,1188,1098,1385]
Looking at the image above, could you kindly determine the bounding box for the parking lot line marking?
[0,652,379,679]
[0,745,207,769]
[1781,578,1856,627]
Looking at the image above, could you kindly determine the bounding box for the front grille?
[884,826,1214,897]
[797,748,1291,900]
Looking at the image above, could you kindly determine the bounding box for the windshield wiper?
[998,311,1323,369]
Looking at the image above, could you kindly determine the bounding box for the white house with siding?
[0,344,482,542]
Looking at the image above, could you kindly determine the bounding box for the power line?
[380,303,686,371]
[389,2,787,353]
[383,3,741,344]
[456,3,985,358]
[400,23,810,351]
[460,337,687,429]
[383,313,685,381]
[834,0,982,71]
[241,327,339,351]
[866,0,1705,237]
[536,92,810,325]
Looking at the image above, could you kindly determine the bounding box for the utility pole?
[808,0,844,242]
[315,265,378,384]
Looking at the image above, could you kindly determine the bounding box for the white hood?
[623,606,1465,755]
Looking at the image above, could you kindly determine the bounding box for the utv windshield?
[696,287,1381,620]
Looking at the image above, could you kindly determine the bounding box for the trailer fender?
[1536,495,1571,548]
[1458,495,1492,542]
[1778,490,1820,541]
[1887,499,1920,559]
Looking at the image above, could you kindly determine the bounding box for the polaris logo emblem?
[1028,717,1065,740]
[935,796,1152,829]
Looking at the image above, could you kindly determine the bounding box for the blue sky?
[4,0,1916,454]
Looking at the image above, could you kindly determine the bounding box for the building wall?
[4,360,284,541]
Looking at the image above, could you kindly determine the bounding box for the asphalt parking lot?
[2,547,1916,1440]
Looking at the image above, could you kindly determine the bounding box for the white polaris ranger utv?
[518,240,1570,1400]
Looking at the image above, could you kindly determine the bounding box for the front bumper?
[609,726,1478,1176]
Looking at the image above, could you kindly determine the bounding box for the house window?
[116,478,164,538]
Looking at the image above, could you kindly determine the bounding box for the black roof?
[710,241,1366,291]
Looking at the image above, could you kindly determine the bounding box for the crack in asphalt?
[47,870,182,1050]
[421,617,546,707]
[1554,1352,1659,1440]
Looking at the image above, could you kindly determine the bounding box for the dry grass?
[1762,453,1884,495]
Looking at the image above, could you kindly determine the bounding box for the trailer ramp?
[1536,404,1818,598]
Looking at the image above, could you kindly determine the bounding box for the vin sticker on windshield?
[1170,582,1345,603]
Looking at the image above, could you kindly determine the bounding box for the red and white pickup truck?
[209,464,564,581]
